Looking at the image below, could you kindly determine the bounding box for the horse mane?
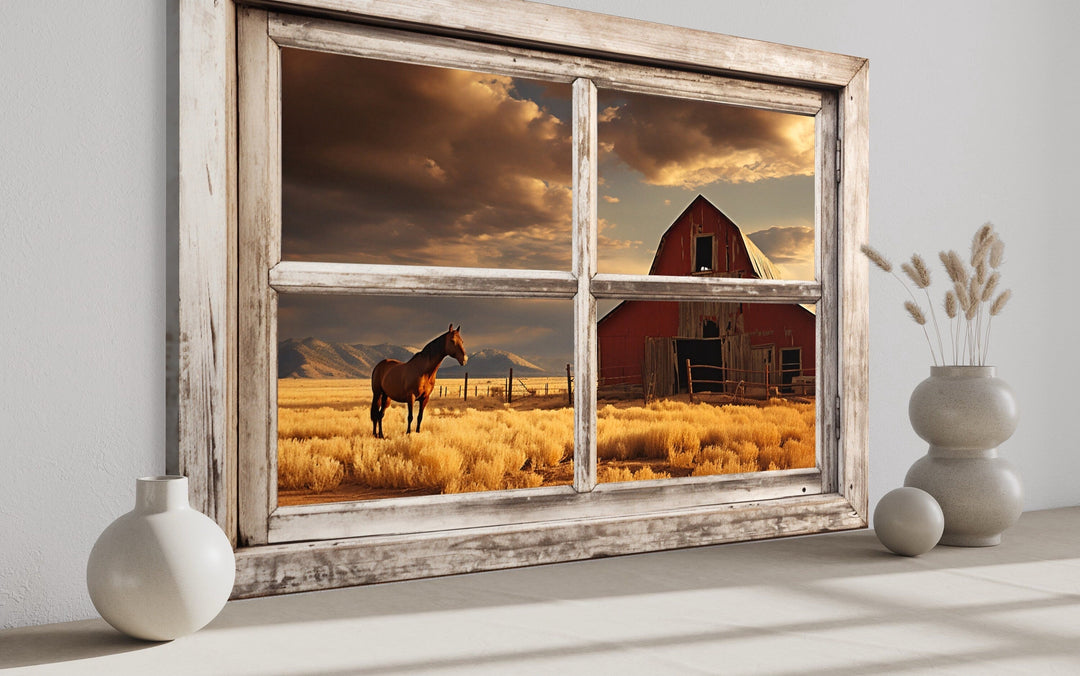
[415,329,450,360]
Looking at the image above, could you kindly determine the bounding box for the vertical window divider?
[237,7,280,547]
[816,92,841,496]
[572,77,598,493]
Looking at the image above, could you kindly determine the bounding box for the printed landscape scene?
[276,50,818,505]
[276,296,816,506]
[277,356,817,506]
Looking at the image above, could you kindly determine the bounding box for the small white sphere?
[874,487,944,556]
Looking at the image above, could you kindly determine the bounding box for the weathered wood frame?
[179,0,869,599]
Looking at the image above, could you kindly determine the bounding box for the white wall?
[1,0,1076,629]
[0,1,166,628]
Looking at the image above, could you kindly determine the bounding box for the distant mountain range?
[279,337,555,379]
[278,338,414,379]
[439,348,547,378]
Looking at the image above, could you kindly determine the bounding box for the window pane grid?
[240,10,850,547]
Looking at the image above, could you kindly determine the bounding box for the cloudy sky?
[278,49,815,362]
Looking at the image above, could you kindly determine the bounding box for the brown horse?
[370,324,467,438]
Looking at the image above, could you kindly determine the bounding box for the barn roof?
[599,195,815,323]
[649,194,783,281]
[741,231,783,281]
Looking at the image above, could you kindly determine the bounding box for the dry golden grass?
[598,466,672,483]
[278,439,346,492]
[278,402,570,495]
[276,379,815,497]
[596,398,816,476]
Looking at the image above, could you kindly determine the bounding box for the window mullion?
[238,7,281,547]
[268,261,578,298]
[589,274,822,304]
[572,77,598,493]
[817,92,841,495]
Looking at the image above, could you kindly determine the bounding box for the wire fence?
[429,362,815,404]
[685,360,816,400]
[431,365,575,404]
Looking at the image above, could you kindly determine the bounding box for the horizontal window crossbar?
[254,0,866,88]
[269,261,579,298]
[268,13,824,116]
[269,263,822,302]
[267,467,823,543]
[591,273,821,303]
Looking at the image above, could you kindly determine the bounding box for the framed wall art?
[177,0,869,598]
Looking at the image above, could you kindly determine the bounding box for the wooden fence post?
[566,363,573,406]
[685,358,694,400]
[508,367,513,403]
[464,372,469,402]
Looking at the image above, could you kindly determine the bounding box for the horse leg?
[406,397,414,434]
[416,394,427,433]
[378,394,389,438]
[370,391,382,438]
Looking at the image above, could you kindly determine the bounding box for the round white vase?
[904,366,1022,546]
[86,475,235,641]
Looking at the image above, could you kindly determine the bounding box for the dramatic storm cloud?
[599,93,815,187]
[281,49,578,269]
[748,225,815,280]
[595,90,817,278]
[748,226,814,263]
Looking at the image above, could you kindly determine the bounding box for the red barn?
[598,195,815,399]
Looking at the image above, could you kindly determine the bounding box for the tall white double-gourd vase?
[904,366,1023,546]
[87,476,235,641]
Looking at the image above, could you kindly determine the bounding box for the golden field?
[277,378,815,504]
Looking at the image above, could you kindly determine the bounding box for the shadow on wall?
[165,0,179,475]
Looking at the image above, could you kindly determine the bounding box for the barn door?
[643,337,678,399]
[750,345,774,398]
[780,347,802,394]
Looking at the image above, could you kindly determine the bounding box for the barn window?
[695,235,715,272]
[178,0,869,598]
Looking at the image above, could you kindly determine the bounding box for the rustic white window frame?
[178,0,869,599]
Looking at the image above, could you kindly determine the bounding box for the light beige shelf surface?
[2,508,1078,675]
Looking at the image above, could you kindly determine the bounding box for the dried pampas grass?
[981,272,1000,303]
[904,301,927,325]
[944,291,958,319]
[990,240,1005,268]
[990,289,1012,316]
[861,244,892,273]
[864,221,1012,366]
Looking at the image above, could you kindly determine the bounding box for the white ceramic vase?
[904,366,1022,546]
[86,475,235,641]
